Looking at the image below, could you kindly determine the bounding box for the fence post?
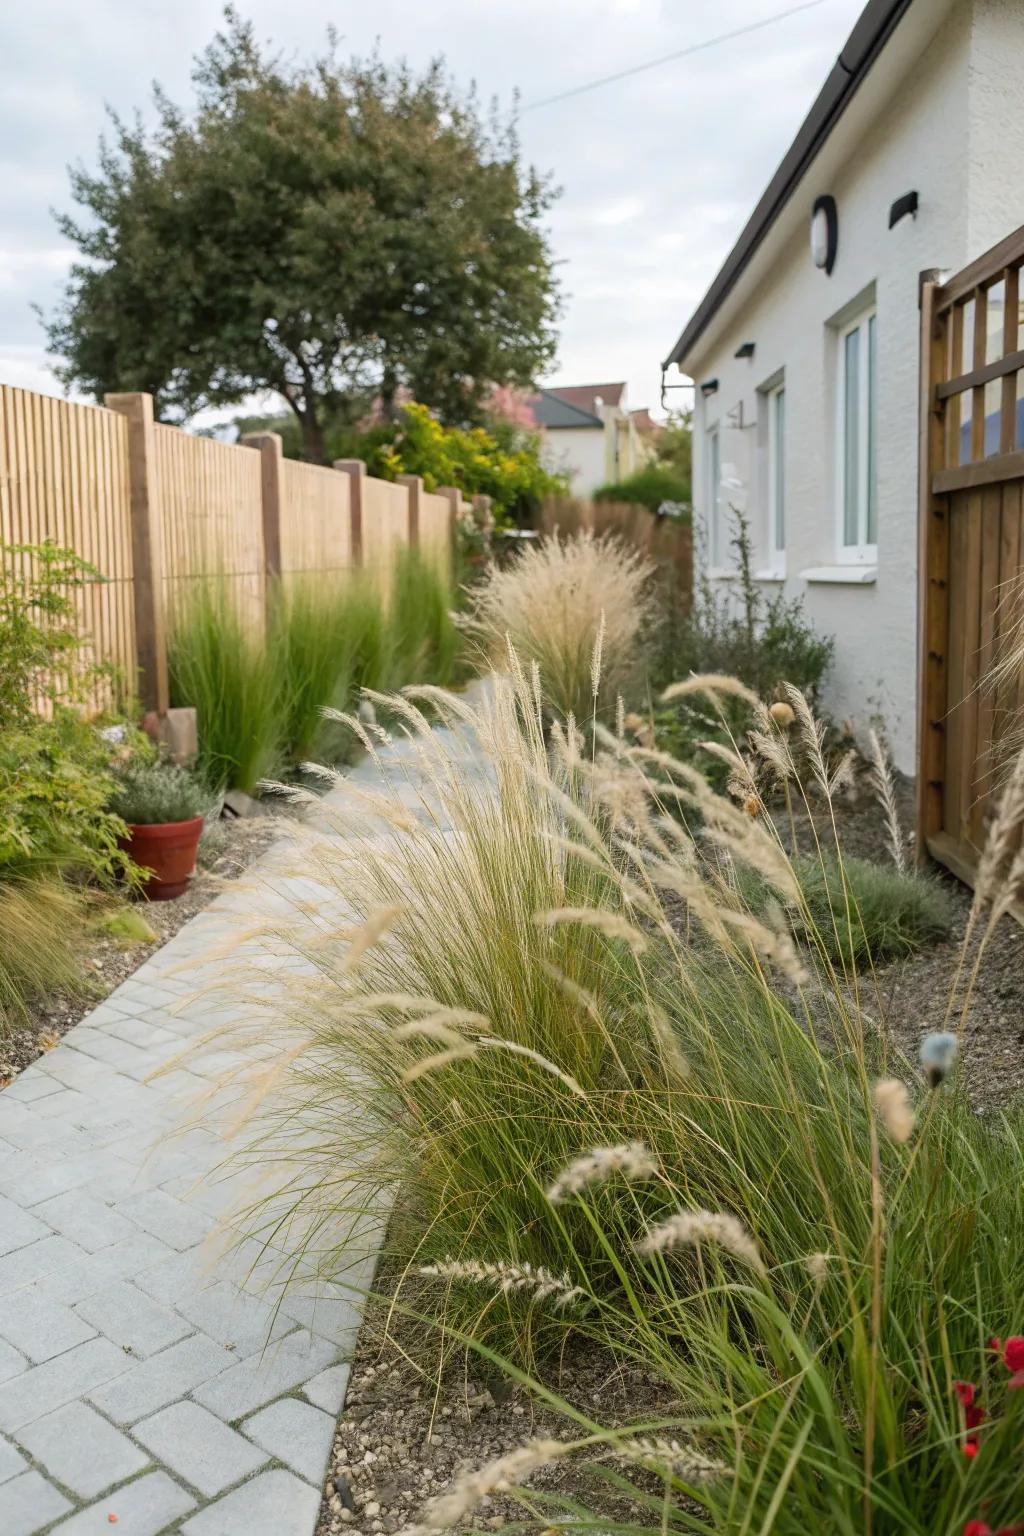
[437,486,462,545]
[104,392,169,716]
[334,459,366,567]
[241,432,283,584]
[397,474,422,548]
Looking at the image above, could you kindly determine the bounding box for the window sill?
[799,564,877,585]
[753,569,786,583]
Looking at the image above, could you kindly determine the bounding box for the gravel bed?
[317,1303,674,1536]
[0,809,286,1085]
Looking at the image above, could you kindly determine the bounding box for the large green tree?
[46,11,561,460]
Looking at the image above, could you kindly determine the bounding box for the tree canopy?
[46,10,561,460]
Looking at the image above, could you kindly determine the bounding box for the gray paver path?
[0,718,487,1534]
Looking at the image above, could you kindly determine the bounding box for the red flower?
[955,1381,977,1407]
[1007,1370,1024,1391]
[963,1438,980,1459]
[966,1403,985,1430]
[989,1336,1003,1354]
[963,1523,991,1536]
[1003,1336,1024,1372]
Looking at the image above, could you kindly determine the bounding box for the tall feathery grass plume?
[546,1142,659,1203]
[866,728,906,873]
[469,531,656,723]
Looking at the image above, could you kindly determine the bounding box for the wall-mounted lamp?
[810,194,838,274]
[699,378,719,398]
[734,342,756,359]
[889,191,919,228]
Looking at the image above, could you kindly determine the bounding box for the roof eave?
[663,0,916,373]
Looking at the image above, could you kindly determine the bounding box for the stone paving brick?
[49,1470,195,1534]
[192,1332,339,1421]
[180,1467,321,1535]
[0,1286,96,1363]
[134,1400,268,1496]
[242,1396,335,1485]
[119,1188,212,1251]
[88,1334,235,1424]
[0,1073,63,1105]
[0,1195,52,1256]
[32,1190,140,1252]
[0,1235,82,1296]
[37,1231,177,1307]
[0,1340,27,1385]
[75,1281,193,1358]
[0,1338,131,1432]
[171,1278,296,1354]
[0,1467,72,1534]
[0,1434,26,1483]
[301,1362,350,1415]
[16,1400,149,1498]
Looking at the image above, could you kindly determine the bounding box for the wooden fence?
[540,495,693,603]
[917,223,1024,886]
[0,387,470,716]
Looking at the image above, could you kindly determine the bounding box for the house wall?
[540,426,610,496]
[687,0,1024,772]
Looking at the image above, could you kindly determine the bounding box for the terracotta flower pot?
[120,816,204,901]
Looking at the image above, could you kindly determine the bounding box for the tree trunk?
[299,407,326,464]
[380,361,398,424]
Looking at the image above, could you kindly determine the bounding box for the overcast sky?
[1,0,866,422]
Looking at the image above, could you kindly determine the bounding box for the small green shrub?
[269,580,359,762]
[793,853,953,968]
[0,714,134,886]
[168,583,281,794]
[107,760,210,825]
[594,463,690,511]
[0,540,103,723]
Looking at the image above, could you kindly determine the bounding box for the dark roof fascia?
[663,0,916,370]
[531,390,603,428]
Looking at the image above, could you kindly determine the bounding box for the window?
[706,426,721,566]
[837,307,877,561]
[767,384,786,570]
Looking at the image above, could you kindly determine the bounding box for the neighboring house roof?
[630,408,662,437]
[550,382,626,414]
[526,389,603,429]
[663,0,916,370]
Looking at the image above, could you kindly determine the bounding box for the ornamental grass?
[212,665,1024,1535]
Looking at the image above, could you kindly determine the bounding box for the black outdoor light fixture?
[699,378,719,398]
[889,191,919,228]
[810,194,838,274]
[734,342,756,359]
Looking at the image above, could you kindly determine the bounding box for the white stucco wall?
[684,0,1024,772]
[541,426,609,496]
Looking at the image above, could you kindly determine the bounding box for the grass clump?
[168,582,280,794]
[389,546,461,689]
[793,852,953,967]
[220,665,1024,1536]
[470,530,655,722]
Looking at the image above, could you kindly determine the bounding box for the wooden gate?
[918,226,1024,886]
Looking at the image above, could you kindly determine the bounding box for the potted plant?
[108,760,210,901]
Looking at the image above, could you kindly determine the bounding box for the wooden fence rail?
[0,387,466,717]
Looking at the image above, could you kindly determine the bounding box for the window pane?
[867,314,877,544]
[843,327,860,546]
[774,389,785,552]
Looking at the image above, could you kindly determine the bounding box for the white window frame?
[835,305,877,564]
[766,382,786,575]
[706,425,722,568]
